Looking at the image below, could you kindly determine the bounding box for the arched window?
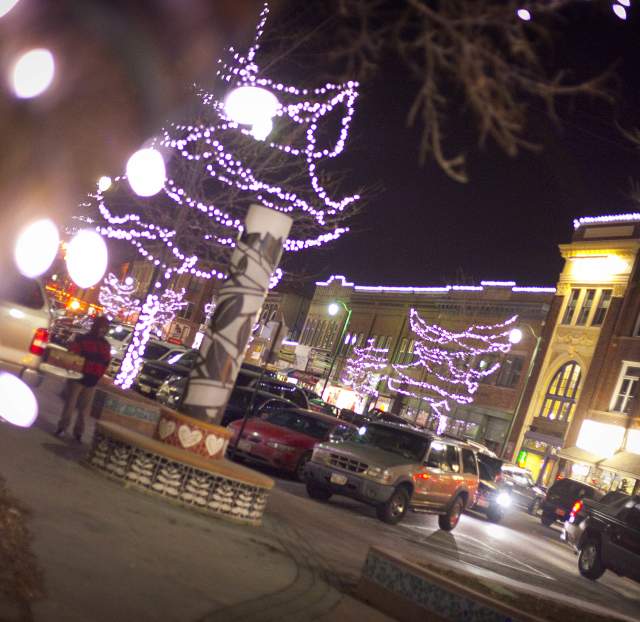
[539,361,582,422]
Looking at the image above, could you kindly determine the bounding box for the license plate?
[238,439,252,453]
[330,472,348,486]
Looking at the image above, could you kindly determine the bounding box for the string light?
[99,273,139,321]
[387,309,517,430]
[574,212,640,229]
[342,339,389,399]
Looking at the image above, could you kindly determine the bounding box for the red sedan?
[227,407,355,481]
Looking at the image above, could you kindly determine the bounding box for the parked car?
[305,422,479,529]
[500,464,546,514]
[336,408,371,426]
[135,349,198,398]
[540,478,603,527]
[105,324,134,358]
[228,406,355,480]
[221,387,297,427]
[307,398,340,417]
[470,453,512,523]
[576,495,640,583]
[562,490,630,549]
[254,378,309,409]
[0,272,51,382]
[106,339,186,377]
[368,409,413,426]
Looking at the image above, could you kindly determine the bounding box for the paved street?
[2,375,639,621]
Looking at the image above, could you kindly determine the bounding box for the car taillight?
[30,328,49,356]
[569,499,583,522]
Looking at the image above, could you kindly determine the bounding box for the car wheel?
[528,498,541,516]
[439,496,464,531]
[578,538,605,580]
[487,506,503,523]
[305,482,332,501]
[541,511,555,527]
[376,487,410,524]
[295,452,312,482]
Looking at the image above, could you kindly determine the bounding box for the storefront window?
[539,361,581,422]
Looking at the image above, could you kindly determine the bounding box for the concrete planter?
[358,547,545,622]
[154,408,232,460]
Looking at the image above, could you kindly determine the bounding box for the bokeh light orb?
[14,218,59,277]
[250,117,273,141]
[224,86,279,126]
[328,302,340,316]
[126,147,166,197]
[509,328,523,344]
[0,0,20,19]
[0,372,38,428]
[97,176,112,192]
[11,48,55,99]
[66,230,108,288]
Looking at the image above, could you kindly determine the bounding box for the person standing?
[55,315,112,441]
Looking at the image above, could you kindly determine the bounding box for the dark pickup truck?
[576,494,640,583]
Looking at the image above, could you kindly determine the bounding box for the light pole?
[500,324,543,459]
[320,300,352,399]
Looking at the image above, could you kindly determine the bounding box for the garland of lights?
[387,308,517,433]
[98,273,140,321]
[341,339,389,400]
[151,288,188,338]
[88,2,360,388]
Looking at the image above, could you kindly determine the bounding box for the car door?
[414,441,453,508]
[609,504,640,581]
[461,448,479,502]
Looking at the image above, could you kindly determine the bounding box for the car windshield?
[107,325,132,342]
[504,468,535,488]
[262,410,332,440]
[142,343,170,360]
[349,424,428,461]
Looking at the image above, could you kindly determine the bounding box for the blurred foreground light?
[124,276,134,286]
[97,176,112,192]
[0,0,20,19]
[509,328,523,344]
[126,148,166,197]
[516,9,531,21]
[66,230,108,288]
[618,0,631,7]
[250,117,273,141]
[0,372,38,428]
[14,218,59,277]
[612,4,627,19]
[224,85,279,126]
[11,48,55,99]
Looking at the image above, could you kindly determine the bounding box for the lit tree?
[98,273,140,321]
[84,2,362,388]
[151,288,188,338]
[387,308,517,433]
[342,338,389,401]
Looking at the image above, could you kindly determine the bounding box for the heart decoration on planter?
[178,425,203,448]
[158,419,176,440]
[205,434,225,457]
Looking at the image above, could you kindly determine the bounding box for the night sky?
[288,5,640,289]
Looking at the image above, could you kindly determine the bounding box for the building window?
[495,356,524,388]
[591,290,612,327]
[575,289,596,326]
[561,289,581,325]
[539,361,581,422]
[395,338,415,364]
[611,363,640,415]
[477,355,498,383]
[176,302,193,320]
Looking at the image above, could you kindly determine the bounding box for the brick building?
[515,214,640,493]
[298,275,554,454]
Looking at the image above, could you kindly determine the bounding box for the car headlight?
[266,441,296,452]
[496,492,511,508]
[311,448,330,464]
[364,466,393,484]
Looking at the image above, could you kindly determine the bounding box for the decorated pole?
[181,204,292,424]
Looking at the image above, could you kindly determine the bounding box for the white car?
[0,273,51,383]
[105,324,134,360]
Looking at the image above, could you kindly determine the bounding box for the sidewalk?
[0,376,393,621]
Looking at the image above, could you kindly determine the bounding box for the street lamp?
[320,300,352,399]
[501,324,543,458]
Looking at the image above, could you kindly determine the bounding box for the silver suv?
[305,422,480,529]
[0,273,51,382]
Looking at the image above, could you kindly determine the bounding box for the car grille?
[328,454,368,473]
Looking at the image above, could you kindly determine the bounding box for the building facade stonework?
[299,275,553,455]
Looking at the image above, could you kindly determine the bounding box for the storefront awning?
[599,451,640,479]
[556,446,604,466]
